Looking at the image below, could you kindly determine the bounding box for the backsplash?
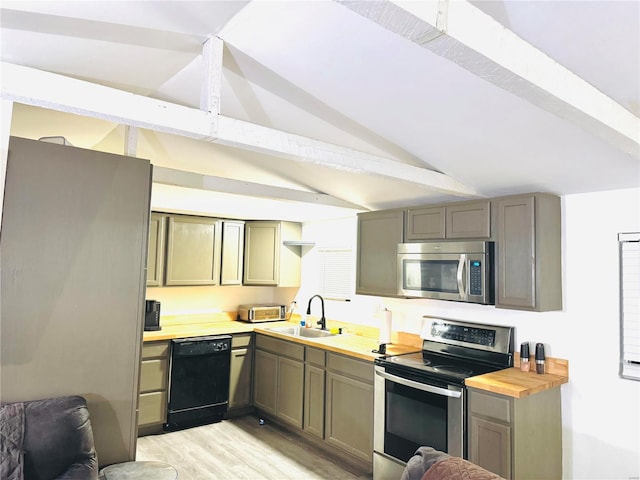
[146,285,298,316]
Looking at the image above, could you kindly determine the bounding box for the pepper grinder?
[535,343,546,374]
[520,342,530,372]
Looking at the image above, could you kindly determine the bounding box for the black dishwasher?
[165,335,231,430]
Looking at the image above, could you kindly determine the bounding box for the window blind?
[318,248,353,301]
[619,232,640,381]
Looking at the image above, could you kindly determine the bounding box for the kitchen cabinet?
[405,200,491,240]
[304,347,326,439]
[138,341,170,436]
[356,209,404,296]
[325,353,374,463]
[221,220,245,286]
[243,221,302,286]
[495,193,561,311]
[228,334,253,415]
[146,213,166,287]
[165,215,222,286]
[253,334,304,428]
[468,387,562,480]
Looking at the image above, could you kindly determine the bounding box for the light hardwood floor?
[136,415,372,480]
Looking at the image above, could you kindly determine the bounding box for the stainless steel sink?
[266,326,335,338]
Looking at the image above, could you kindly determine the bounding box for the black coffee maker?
[144,300,161,331]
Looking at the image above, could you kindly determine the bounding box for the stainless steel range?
[373,316,514,480]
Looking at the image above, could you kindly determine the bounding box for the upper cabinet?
[243,221,302,287]
[356,193,562,311]
[220,220,245,286]
[165,215,222,286]
[356,209,404,297]
[405,200,491,241]
[146,213,166,287]
[495,193,562,311]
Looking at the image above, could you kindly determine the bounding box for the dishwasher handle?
[171,335,231,357]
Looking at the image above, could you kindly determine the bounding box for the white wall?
[300,188,640,480]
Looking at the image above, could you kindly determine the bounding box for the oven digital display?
[431,322,496,347]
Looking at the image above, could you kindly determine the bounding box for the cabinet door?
[325,372,374,462]
[138,391,168,427]
[229,347,253,409]
[356,210,404,296]
[146,213,166,286]
[253,349,278,415]
[304,364,325,439]
[496,196,536,309]
[469,415,512,479]
[244,221,279,285]
[221,220,245,286]
[165,216,222,286]
[446,201,491,239]
[405,206,445,240]
[277,357,304,428]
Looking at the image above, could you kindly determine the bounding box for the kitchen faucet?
[306,294,326,330]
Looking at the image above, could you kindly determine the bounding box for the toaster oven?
[237,304,286,323]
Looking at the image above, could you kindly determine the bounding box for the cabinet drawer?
[142,341,169,359]
[256,335,304,360]
[139,391,167,426]
[327,353,373,384]
[306,347,325,367]
[232,333,253,349]
[140,359,168,392]
[469,389,511,423]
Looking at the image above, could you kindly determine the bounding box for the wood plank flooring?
[136,415,372,480]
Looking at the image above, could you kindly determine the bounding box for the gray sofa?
[1,395,99,480]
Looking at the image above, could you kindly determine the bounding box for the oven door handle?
[375,366,462,398]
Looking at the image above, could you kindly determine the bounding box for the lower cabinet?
[468,387,562,480]
[325,353,374,463]
[304,347,326,439]
[253,335,304,428]
[253,335,374,469]
[229,334,253,414]
[138,341,170,436]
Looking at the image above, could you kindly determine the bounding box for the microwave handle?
[457,254,467,298]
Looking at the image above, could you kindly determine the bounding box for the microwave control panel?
[469,260,483,296]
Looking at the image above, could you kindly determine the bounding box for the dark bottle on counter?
[535,343,546,374]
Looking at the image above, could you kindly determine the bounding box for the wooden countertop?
[466,358,569,399]
[143,313,568,396]
[143,314,420,362]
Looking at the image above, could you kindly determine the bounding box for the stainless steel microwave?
[397,241,494,304]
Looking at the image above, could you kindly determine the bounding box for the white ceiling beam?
[152,166,366,210]
[200,35,224,119]
[124,125,138,157]
[0,62,216,141]
[215,115,478,198]
[1,62,478,198]
[338,0,640,157]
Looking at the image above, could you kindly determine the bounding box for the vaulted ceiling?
[2,1,639,220]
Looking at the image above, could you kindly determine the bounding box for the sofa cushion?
[0,402,25,480]
[23,396,98,480]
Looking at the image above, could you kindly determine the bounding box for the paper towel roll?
[379,308,392,345]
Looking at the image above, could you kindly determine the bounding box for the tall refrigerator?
[1,136,151,467]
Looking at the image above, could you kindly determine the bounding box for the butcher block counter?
[142,312,421,362]
[143,312,568,395]
[465,354,569,398]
